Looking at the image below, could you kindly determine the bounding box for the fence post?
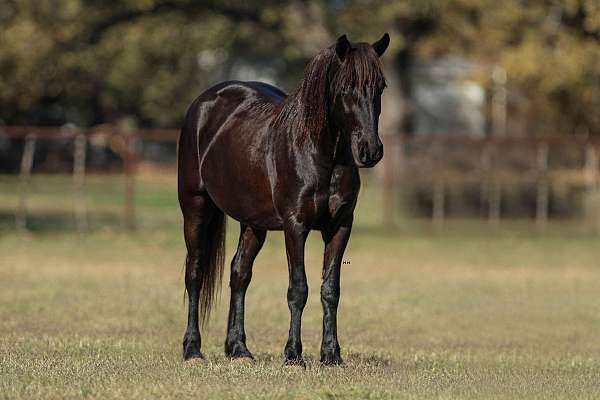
[16,134,36,232]
[382,135,400,227]
[491,66,507,137]
[73,131,88,232]
[432,179,445,227]
[381,138,396,226]
[432,139,445,227]
[480,144,491,217]
[536,143,549,231]
[482,143,501,225]
[585,144,599,231]
[489,181,501,225]
[123,133,137,230]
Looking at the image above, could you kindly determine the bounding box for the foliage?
[1,0,600,135]
[0,0,292,127]
[336,0,600,136]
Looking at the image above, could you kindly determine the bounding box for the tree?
[0,0,295,127]
[1,0,600,136]
[333,0,600,136]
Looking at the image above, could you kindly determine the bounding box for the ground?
[1,174,600,399]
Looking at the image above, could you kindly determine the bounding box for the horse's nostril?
[359,143,369,163]
[376,144,384,160]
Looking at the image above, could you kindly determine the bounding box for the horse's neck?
[298,123,341,168]
[271,87,347,172]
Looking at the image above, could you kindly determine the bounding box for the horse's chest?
[330,165,360,217]
[311,164,360,225]
[312,187,331,218]
[271,157,359,228]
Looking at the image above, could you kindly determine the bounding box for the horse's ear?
[335,34,351,61]
[372,33,390,57]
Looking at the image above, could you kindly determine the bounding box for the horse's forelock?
[332,45,386,95]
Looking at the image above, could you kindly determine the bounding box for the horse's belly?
[201,128,282,230]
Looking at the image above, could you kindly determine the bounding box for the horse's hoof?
[225,341,255,360]
[320,352,343,366]
[283,345,305,368]
[228,350,255,361]
[183,351,204,361]
[182,336,203,361]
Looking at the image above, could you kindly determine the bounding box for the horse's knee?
[185,254,202,284]
[320,281,339,307]
[230,265,252,291]
[287,282,308,309]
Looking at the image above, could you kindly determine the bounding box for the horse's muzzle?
[357,139,383,168]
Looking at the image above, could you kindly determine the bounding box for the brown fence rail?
[1,125,179,232]
[381,134,600,228]
[2,125,600,231]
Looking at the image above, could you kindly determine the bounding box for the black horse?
[178,33,390,365]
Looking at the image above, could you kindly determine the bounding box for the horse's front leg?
[320,217,352,365]
[283,220,309,366]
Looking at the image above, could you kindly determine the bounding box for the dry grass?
[1,174,600,399]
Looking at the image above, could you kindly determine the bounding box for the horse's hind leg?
[225,224,266,359]
[181,193,219,360]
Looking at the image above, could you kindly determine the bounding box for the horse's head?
[330,33,389,168]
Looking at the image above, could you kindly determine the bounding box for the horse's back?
[182,80,285,142]
[178,80,286,230]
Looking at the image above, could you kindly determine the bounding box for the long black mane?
[273,43,386,143]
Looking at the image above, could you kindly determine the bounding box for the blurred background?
[2,0,600,232]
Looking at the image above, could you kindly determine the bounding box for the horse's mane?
[273,43,385,143]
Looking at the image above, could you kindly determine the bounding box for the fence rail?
[1,125,179,231]
[2,125,600,231]
[0,125,179,141]
[382,134,600,228]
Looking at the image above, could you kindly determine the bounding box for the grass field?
[2,174,600,399]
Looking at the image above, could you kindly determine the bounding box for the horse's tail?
[185,209,226,327]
